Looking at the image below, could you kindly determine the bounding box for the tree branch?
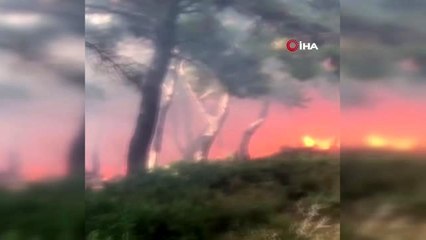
[235,100,270,160]
[178,60,215,124]
[86,41,145,90]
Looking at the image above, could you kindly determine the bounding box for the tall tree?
[236,100,270,160]
[86,0,339,174]
[125,1,181,176]
[147,64,178,170]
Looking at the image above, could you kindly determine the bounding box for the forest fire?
[1,0,426,239]
[365,135,417,151]
[302,135,337,151]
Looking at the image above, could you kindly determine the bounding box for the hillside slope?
[86,153,340,240]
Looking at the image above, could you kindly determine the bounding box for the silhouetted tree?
[86,0,339,174]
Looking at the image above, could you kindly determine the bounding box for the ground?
[2,150,424,240]
[86,151,340,240]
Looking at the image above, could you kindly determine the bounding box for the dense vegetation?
[3,150,424,240]
[86,152,340,240]
[0,180,84,240]
[342,150,426,240]
[0,151,339,240]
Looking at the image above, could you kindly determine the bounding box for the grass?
[8,149,423,240]
[0,179,84,240]
[86,152,340,240]
[342,149,426,240]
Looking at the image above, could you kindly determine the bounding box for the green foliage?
[342,150,426,239]
[342,46,391,80]
[88,0,338,99]
[287,56,320,81]
[178,13,270,97]
[86,155,339,240]
[0,180,84,240]
[342,150,426,210]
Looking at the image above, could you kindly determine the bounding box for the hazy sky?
[1,0,425,180]
[340,0,426,151]
[84,2,340,177]
[0,1,84,181]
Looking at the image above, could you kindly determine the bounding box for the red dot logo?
[286,39,299,52]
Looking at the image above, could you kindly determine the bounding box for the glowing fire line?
[302,135,337,150]
[365,135,417,151]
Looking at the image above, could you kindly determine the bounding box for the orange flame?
[302,135,337,151]
[365,135,417,151]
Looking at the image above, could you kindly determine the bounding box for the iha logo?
[286,39,318,52]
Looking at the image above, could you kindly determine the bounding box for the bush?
[86,154,339,240]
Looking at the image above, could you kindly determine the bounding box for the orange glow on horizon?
[365,135,417,151]
[366,135,388,148]
[9,86,425,182]
[302,135,337,151]
[341,88,426,151]
[303,136,316,147]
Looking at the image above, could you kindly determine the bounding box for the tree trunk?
[127,2,179,177]
[68,118,85,177]
[236,100,270,160]
[169,71,197,158]
[178,62,211,160]
[179,80,195,150]
[175,61,230,161]
[147,71,177,170]
[194,94,230,161]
